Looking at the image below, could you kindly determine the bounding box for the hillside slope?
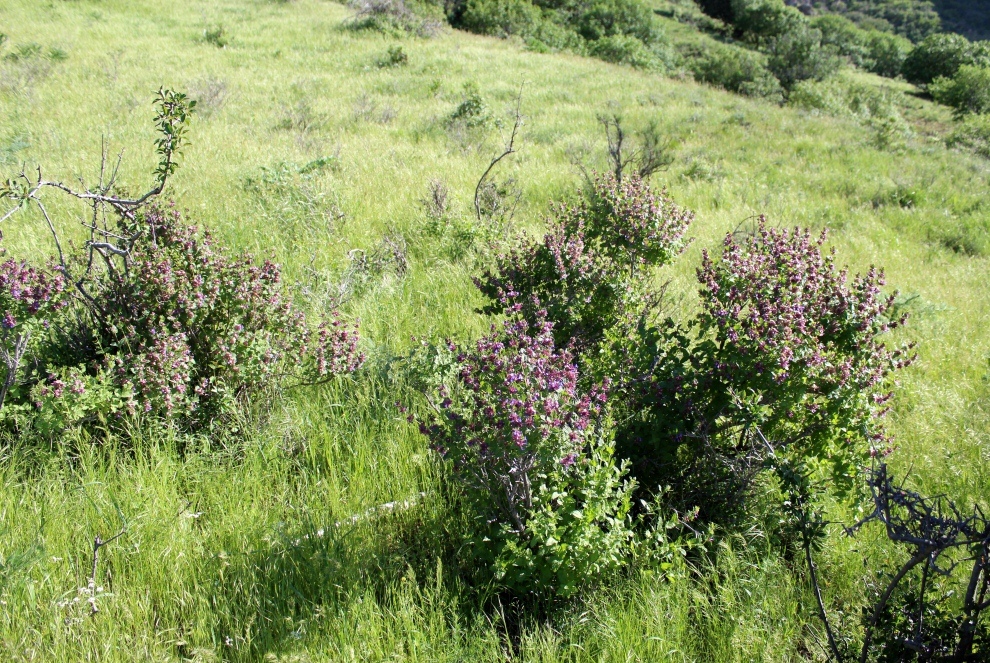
[933,0,990,41]
[0,0,988,660]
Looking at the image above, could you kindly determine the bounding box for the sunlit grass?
[0,0,988,660]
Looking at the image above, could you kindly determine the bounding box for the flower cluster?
[623,219,915,509]
[418,313,608,527]
[413,313,635,597]
[475,173,692,355]
[93,205,364,422]
[0,258,67,332]
[475,224,625,352]
[564,172,693,270]
[694,220,913,456]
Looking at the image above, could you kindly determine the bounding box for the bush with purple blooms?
[0,257,68,409]
[475,172,691,353]
[413,312,635,598]
[93,205,363,423]
[0,205,363,437]
[615,220,914,519]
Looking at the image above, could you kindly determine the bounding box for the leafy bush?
[807,0,941,43]
[446,83,495,129]
[688,41,783,99]
[788,77,907,127]
[586,34,655,68]
[930,64,990,116]
[730,0,805,47]
[413,315,635,598]
[0,205,364,435]
[203,25,229,48]
[449,0,670,69]
[456,0,546,37]
[862,29,911,78]
[475,174,692,353]
[765,26,842,91]
[793,15,909,78]
[377,45,409,67]
[901,32,990,85]
[946,112,990,157]
[613,221,913,518]
[811,14,870,68]
[570,0,659,43]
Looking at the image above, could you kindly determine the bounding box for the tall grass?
[0,0,988,660]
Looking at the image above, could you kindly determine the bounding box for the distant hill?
[799,1,941,42]
[931,0,990,41]
[775,1,990,42]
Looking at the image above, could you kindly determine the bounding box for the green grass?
[1,0,989,660]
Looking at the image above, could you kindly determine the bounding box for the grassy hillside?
[0,0,988,660]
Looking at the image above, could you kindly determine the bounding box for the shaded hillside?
[932,0,990,41]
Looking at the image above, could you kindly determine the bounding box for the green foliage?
[570,0,659,43]
[811,0,942,43]
[765,25,842,91]
[412,317,636,599]
[456,0,546,37]
[806,15,910,77]
[377,44,409,67]
[349,0,445,37]
[4,0,990,658]
[788,76,907,124]
[812,13,871,67]
[203,24,229,48]
[863,28,911,76]
[609,223,913,520]
[450,0,669,69]
[930,64,990,116]
[152,87,197,187]
[688,41,783,99]
[446,82,494,128]
[946,112,990,156]
[901,32,990,85]
[586,34,656,68]
[731,0,805,47]
[486,433,636,599]
[475,174,692,353]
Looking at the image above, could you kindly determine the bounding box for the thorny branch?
[797,463,990,662]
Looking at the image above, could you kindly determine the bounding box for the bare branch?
[474,88,523,222]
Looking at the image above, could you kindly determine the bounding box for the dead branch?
[474,89,523,222]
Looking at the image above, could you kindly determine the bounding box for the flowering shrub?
[475,173,691,353]
[90,205,364,424]
[414,313,635,598]
[700,222,910,459]
[475,224,626,352]
[0,258,68,408]
[620,220,913,515]
[564,173,692,272]
[0,205,363,436]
